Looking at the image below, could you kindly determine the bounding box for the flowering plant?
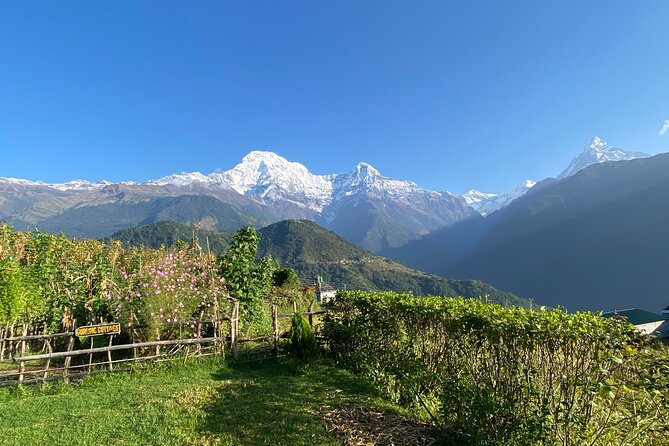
[107,249,228,339]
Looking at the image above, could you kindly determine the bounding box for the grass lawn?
[0,357,430,446]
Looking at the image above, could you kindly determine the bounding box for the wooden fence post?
[0,323,7,360]
[7,324,14,357]
[307,298,314,328]
[292,300,297,314]
[107,335,114,371]
[43,338,52,381]
[40,324,48,352]
[155,329,161,359]
[63,320,76,383]
[195,310,204,356]
[272,304,279,355]
[18,323,27,384]
[87,336,94,374]
[231,301,239,360]
[213,299,221,354]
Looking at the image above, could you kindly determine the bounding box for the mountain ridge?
[105,219,531,307]
[388,152,669,312]
[0,137,658,251]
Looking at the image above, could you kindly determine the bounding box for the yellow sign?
[75,323,121,337]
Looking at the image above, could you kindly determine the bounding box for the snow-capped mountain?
[461,190,497,207]
[145,151,451,216]
[0,177,113,191]
[462,136,650,217]
[0,151,475,252]
[557,136,649,179]
[469,180,536,216]
[331,162,440,202]
[461,181,536,217]
[1,138,654,250]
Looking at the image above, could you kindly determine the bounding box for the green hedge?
[323,291,669,445]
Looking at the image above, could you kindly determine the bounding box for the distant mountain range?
[106,219,530,307]
[0,136,646,250]
[386,152,669,312]
[461,136,650,216]
[1,151,475,251]
[2,136,663,311]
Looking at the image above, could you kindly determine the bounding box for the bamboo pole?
[130,313,138,360]
[40,324,48,353]
[18,324,27,384]
[4,332,72,342]
[213,299,220,354]
[278,310,325,318]
[63,319,76,383]
[231,301,239,360]
[272,304,279,355]
[87,336,94,373]
[7,325,14,357]
[43,338,52,381]
[155,329,161,358]
[307,298,314,327]
[0,323,7,360]
[196,310,204,356]
[107,335,114,371]
[17,337,223,362]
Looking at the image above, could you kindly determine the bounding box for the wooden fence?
[0,301,325,386]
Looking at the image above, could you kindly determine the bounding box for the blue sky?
[1,1,668,193]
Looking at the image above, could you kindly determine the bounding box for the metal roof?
[602,308,667,326]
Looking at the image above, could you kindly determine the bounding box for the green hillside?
[107,219,530,307]
[257,220,529,306]
[257,219,367,263]
[103,220,233,253]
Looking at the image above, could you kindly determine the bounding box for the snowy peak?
[557,136,649,179]
[331,161,429,203]
[220,150,333,212]
[149,172,210,187]
[354,162,381,177]
[241,150,289,164]
[588,136,608,152]
[461,189,497,206]
[0,177,111,191]
[468,180,536,216]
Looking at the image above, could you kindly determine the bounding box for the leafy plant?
[323,291,669,445]
[218,227,276,324]
[0,257,41,324]
[288,312,319,362]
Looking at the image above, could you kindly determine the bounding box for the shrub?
[288,313,319,362]
[323,291,669,445]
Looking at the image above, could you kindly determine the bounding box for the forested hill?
[106,219,531,307]
[103,220,233,253]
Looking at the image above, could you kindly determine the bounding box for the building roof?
[602,308,667,326]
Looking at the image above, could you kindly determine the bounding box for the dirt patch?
[319,404,437,446]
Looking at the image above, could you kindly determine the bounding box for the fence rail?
[0,302,325,386]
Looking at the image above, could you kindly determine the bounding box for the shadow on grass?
[198,358,399,445]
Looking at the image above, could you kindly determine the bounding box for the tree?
[219,227,276,322]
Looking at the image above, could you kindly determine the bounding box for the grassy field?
[0,357,432,446]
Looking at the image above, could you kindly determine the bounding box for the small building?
[602,308,669,339]
[313,276,337,303]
